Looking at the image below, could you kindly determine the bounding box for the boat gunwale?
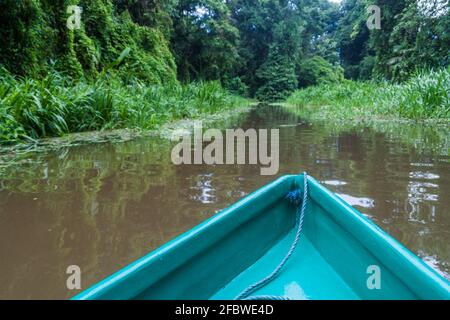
[303,175,450,298]
[72,175,294,300]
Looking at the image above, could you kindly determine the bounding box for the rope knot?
[286,190,303,207]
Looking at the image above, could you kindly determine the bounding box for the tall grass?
[0,71,246,143]
[286,68,450,121]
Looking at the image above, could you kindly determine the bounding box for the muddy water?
[0,105,449,299]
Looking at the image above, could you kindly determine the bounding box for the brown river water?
[0,104,449,299]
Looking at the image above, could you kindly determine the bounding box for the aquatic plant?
[0,71,247,143]
[286,68,450,121]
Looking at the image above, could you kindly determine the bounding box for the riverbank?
[0,99,252,169]
[0,70,248,144]
[285,68,450,122]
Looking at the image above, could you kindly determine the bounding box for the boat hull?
[73,175,450,300]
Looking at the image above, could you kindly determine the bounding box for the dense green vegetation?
[0,1,449,143]
[226,0,343,100]
[287,68,450,121]
[0,0,246,143]
[0,70,245,142]
[168,0,449,98]
[284,0,449,123]
[337,0,450,81]
[0,0,177,83]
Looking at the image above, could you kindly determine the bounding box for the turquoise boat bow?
[73,174,450,300]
